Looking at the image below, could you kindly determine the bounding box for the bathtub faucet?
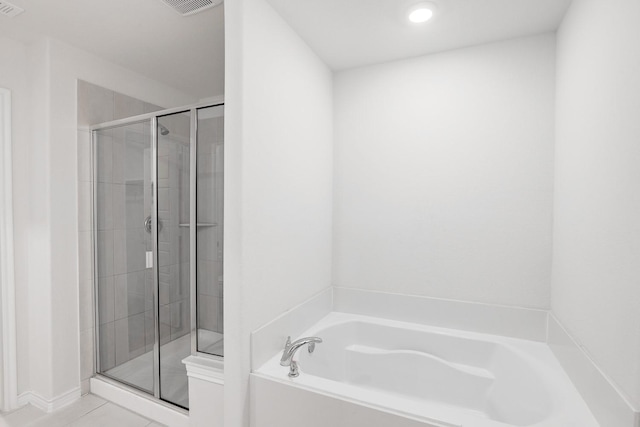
[280,336,323,378]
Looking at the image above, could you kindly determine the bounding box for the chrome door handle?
[144,215,162,233]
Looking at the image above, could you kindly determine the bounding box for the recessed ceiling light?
[407,2,436,24]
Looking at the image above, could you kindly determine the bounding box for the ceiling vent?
[0,0,24,18]
[160,0,222,16]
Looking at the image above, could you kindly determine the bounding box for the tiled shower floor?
[105,331,223,408]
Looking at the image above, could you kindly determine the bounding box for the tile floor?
[0,394,165,427]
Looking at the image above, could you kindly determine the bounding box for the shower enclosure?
[91,102,224,409]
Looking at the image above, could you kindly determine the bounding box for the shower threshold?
[104,330,224,408]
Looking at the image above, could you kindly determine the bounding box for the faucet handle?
[280,336,323,376]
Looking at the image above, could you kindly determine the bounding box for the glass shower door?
[93,101,224,410]
[156,111,192,408]
[94,119,155,394]
[196,105,224,356]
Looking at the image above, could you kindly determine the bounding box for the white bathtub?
[254,312,599,427]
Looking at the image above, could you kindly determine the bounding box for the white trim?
[17,387,81,413]
[90,377,189,427]
[0,88,18,412]
[183,355,224,385]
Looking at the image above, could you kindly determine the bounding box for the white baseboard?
[90,377,189,427]
[548,314,640,427]
[17,387,81,413]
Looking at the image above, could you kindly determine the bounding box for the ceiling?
[0,0,571,95]
[265,0,572,70]
[0,0,224,99]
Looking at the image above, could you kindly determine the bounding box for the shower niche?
[92,103,224,409]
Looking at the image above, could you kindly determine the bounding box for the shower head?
[159,124,170,136]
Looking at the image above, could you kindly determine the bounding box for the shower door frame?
[90,99,224,406]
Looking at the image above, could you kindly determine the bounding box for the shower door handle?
[144,215,162,233]
[144,215,152,233]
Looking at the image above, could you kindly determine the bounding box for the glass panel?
[95,119,155,394]
[157,111,192,408]
[196,105,224,356]
[94,103,223,409]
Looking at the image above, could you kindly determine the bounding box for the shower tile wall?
[96,123,154,373]
[77,80,163,394]
[197,115,224,337]
[156,113,192,347]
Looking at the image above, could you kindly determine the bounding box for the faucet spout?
[279,336,323,377]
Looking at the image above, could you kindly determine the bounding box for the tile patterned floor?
[0,395,165,427]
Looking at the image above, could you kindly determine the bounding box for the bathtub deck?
[253,312,600,427]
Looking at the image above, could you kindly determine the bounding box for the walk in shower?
[92,103,224,409]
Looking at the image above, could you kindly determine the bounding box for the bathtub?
[253,312,599,427]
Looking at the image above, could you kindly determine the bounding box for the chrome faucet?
[280,336,323,378]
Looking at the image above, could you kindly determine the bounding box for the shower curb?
[90,376,189,427]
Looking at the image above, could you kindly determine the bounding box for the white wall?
[242,1,333,334]
[50,38,196,399]
[333,34,556,308]
[224,0,334,424]
[0,36,31,398]
[5,36,197,405]
[553,0,640,410]
[23,37,57,404]
[50,38,196,398]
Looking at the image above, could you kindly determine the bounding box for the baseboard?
[548,314,640,427]
[90,376,189,427]
[17,387,81,413]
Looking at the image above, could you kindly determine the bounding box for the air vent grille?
[0,0,24,18]
[160,0,222,16]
